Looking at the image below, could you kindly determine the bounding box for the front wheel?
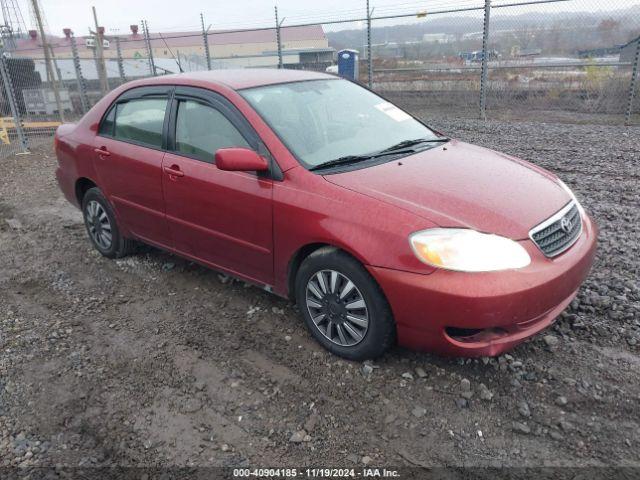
[295,247,396,360]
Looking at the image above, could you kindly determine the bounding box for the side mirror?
[215,148,268,172]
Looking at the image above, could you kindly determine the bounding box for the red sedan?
[54,70,597,360]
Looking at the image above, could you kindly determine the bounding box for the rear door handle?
[163,165,184,177]
[94,147,110,157]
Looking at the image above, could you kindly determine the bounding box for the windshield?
[240,79,439,169]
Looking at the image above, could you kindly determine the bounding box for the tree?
[597,18,620,46]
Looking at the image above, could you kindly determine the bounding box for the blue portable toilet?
[337,49,359,81]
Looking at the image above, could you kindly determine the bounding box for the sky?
[23,0,382,35]
[12,0,640,37]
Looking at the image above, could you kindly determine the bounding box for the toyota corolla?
[54,69,597,360]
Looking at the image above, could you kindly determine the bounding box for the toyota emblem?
[560,217,572,233]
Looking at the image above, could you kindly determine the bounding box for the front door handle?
[94,147,110,157]
[163,165,184,177]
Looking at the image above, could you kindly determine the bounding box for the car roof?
[138,68,337,90]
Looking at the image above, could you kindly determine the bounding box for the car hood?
[324,140,570,240]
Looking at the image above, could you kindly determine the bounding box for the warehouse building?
[9,24,334,71]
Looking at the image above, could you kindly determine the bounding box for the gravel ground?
[0,118,638,473]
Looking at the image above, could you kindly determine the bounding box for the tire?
[81,187,136,259]
[295,247,396,360]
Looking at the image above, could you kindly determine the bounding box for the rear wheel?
[81,187,136,258]
[295,247,395,360]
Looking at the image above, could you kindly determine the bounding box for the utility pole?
[30,0,65,122]
[176,49,182,72]
[200,13,212,70]
[69,31,89,113]
[625,37,640,126]
[366,0,373,88]
[142,19,156,76]
[115,36,126,82]
[275,6,283,69]
[0,53,28,152]
[479,0,491,120]
[92,6,109,94]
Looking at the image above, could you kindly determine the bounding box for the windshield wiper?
[309,155,374,171]
[377,137,449,154]
[309,137,450,172]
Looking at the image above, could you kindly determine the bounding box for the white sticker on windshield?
[374,102,412,122]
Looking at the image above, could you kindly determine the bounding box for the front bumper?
[368,213,597,357]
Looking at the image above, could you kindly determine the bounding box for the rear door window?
[113,98,167,148]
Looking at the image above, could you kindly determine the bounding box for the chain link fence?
[372,3,487,120]
[484,0,640,122]
[0,0,638,159]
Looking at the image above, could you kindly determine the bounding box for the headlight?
[409,228,531,272]
[557,179,585,217]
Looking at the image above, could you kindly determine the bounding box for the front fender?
[272,168,437,296]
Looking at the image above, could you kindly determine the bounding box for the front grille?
[530,202,582,257]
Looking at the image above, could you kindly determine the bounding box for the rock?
[460,378,471,392]
[512,422,531,434]
[194,381,206,391]
[550,431,564,441]
[478,383,493,401]
[362,364,374,376]
[555,396,568,406]
[558,419,574,432]
[411,406,426,418]
[284,335,292,341]
[460,379,473,399]
[362,456,373,465]
[6,218,22,230]
[415,367,428,378]
[544,335,559,347]
[162,262,175,271]
[289,430,310,443]
[461,390,474,400]
[401,372,414,380]
[455,398,468,409]
[180,398,202,413]
[304,412,319,433]
[517,401,531,418]
[346,453,359,463]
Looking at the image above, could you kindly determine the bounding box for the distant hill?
[327,4,640,54]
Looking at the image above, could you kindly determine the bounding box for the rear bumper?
[368,213,597,357]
